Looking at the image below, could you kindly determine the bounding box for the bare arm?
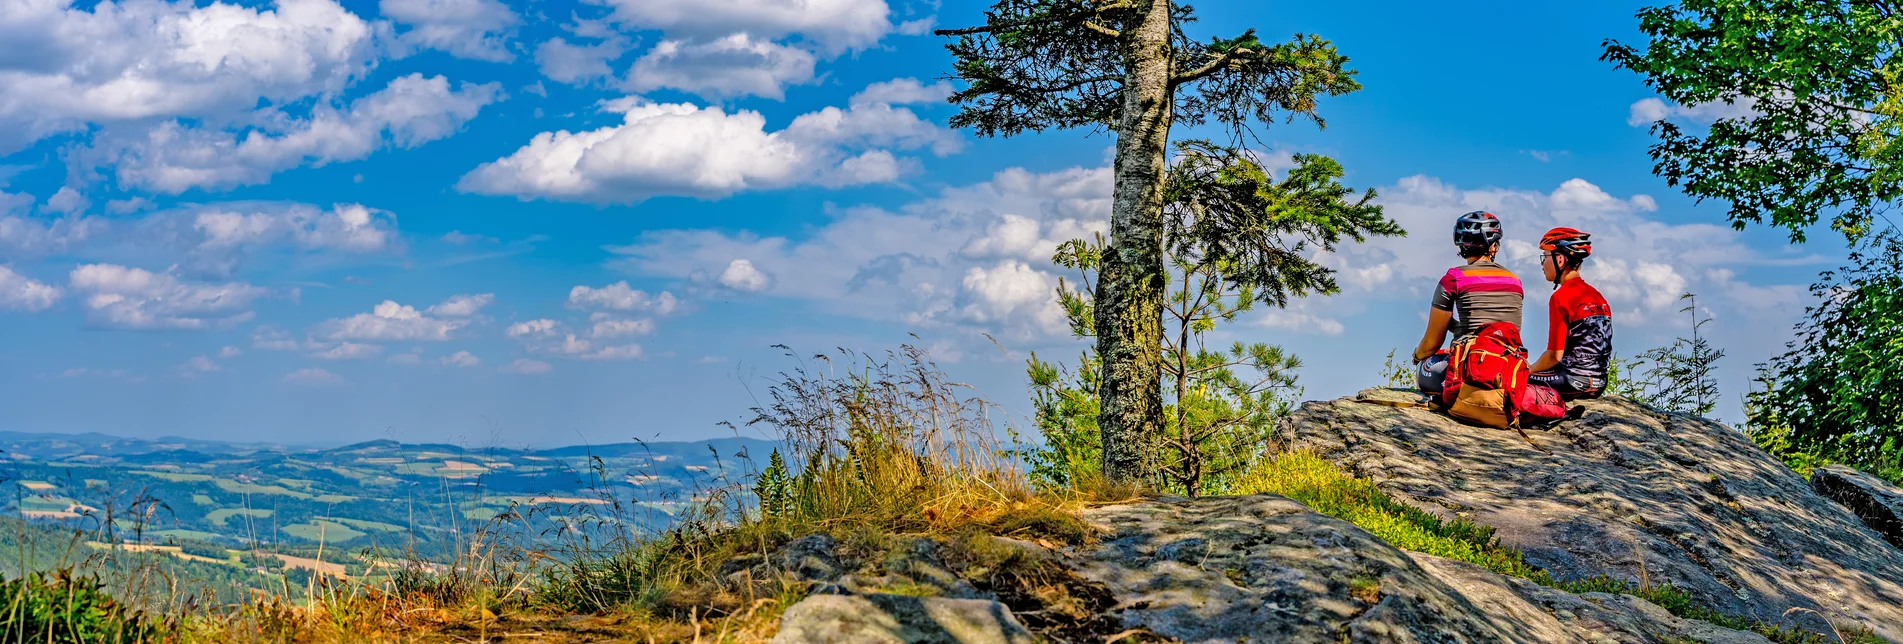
[1530,349,1563,373]
[1413,309,1454,362]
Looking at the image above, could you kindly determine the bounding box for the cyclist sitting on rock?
[1411,210,1523,397]
[1529,227,1613,400]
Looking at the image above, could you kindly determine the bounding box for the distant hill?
[0,430,788,559]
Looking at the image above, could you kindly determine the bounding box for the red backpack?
[1445,321,1530,427]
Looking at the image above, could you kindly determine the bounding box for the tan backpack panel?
[1447,384,1512,429]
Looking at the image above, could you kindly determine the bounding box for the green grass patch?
[190,494,215,506]
[212,479,314,499]
[311,494,356,503]
[281,520,366,543]
[153,529,227,543]
[325,518,403,533]
[1232,451,1869,644]
[205,508,272,526]
[461,507,500,521]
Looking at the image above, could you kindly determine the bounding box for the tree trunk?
[1096,0,1174,488]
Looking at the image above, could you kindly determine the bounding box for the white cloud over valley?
[456,80,960,203]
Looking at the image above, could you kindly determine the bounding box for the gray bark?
[1096,0,1174,487]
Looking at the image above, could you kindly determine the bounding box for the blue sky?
[0,0,1840,447]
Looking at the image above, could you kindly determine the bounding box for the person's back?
[1433,260,1524,343]
[1412,211,1526,399]
[1530,228,1612,399]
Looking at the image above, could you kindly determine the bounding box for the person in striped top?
[1412,211,1523,365]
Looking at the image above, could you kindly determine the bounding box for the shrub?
[0,570,166,643]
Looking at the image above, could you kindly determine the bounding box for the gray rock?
[1812,464,1903,550]
[1412,552,1770,644]
[1278,389,1903,640]
[770,593,1035,644]
[779,534,846,581]
[1073,493,1767,643]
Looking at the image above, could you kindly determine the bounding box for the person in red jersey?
[1529,227,1613,400]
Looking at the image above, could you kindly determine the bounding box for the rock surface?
[1279,388,1903,640]
[1812,464,1903,550]
[770,593,1036,644]
[1073,493,1762,643]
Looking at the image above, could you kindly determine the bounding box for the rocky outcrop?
[1279,388,1903,640]
[1812,464,1903,549]
[769,493,1766,643]
[1074,494,1765,643]
[771,594,1035,644]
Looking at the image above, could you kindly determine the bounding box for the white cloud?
[441,350,480,367]
[567,282,679,314]
[546,333,644,360]
[380,0,519,62]
[1627,96,1760,127]
[284,367,346,386]
[955,260,1064,332]
[98,74,503,193]
[456,83,959,203]
[0,266,61,311]
[310,342,382,360]
[535,36,627,84]
[625,34,817,100]
[589,316,654,338]
[218,345,243,358]
[68,264,265,329]
[427,293,494,317]
[850,78,953,107]
[106,197,152,214]
[718,259,770,292]
[319,294,486,341]
[0,0,378,154]
[45,188,90,215]
[500,358,551,374]
[607,164,1110,338]
[0,212,101,257]
[507,318,560,338]
[585,0,895,51]
[179,202,398,275]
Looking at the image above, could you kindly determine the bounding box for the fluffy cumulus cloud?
[67,264,266,329]
[0,266,61,311]
[567,281,679,314]
[0,0,378,154]
[608,164,1111,338]
[379,0,519,62]
[584,0,895,51]
[506,318,559,338]
[456,80,960,203]
[95,74,503,193]
[625,34,817,100]
[175,202,398,276]
[317,293,492,341]
[441,350,480,367]
[718,259,769,292]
